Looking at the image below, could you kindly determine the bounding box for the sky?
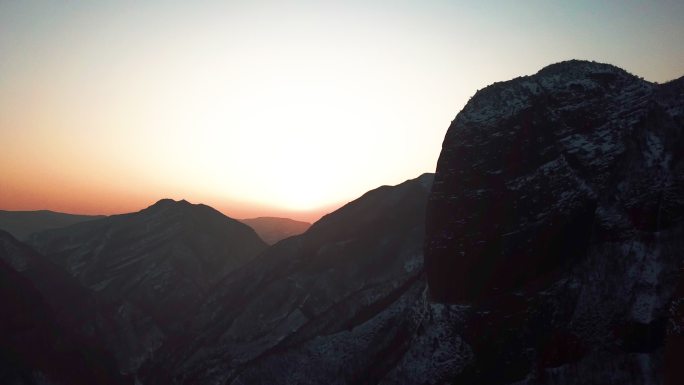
[1,0,683,222]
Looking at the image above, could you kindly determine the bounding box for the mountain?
[5,60,682,385]
[0,209,104,240]
[240,217,311,244]
[141,174,447,385]
[425,60,684,383]
[27,199,267,372]
[0,230,130,385]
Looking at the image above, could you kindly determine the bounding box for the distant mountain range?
[0,208,310,246]
[239,217,311,244]
[0,210,104,240]
[0,60,682,385]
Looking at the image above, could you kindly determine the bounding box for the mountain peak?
[453,60,653,129]
[535,59,629,77]
[28,199,268,372]
[142,198,216,219]
[148,198,192,209]
[428,60,682,303]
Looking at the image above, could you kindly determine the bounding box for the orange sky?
[1,1,683,222]
[0,170,341,222]
[0,158,343,222]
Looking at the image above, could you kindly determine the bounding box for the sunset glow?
[2,0,683,221]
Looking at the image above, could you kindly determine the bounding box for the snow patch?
[643,131,664,168]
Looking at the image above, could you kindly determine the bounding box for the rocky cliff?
[425,60,684,383]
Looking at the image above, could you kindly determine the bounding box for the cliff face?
[425,60,684,383]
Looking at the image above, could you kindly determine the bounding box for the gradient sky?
[1,0,683,221]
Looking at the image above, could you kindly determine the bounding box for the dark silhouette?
[426,60,684,383]
[0,210,103,240]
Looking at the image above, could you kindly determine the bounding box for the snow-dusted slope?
[139,174,463,385]
[426,60,684,383]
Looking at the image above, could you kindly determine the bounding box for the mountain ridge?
[26,198,268,373]
[140,173,436,385]
[0,209,104,240]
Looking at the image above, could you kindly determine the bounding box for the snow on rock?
[426,59,684,384]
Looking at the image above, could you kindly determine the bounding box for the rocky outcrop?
[425,60,684,383]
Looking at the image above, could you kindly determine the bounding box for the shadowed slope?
[0,229,163,375]
[0,231,130,385]
[142,174,436,385]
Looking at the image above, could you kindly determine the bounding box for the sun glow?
[1,1,445,217]
[2,1,683,219]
